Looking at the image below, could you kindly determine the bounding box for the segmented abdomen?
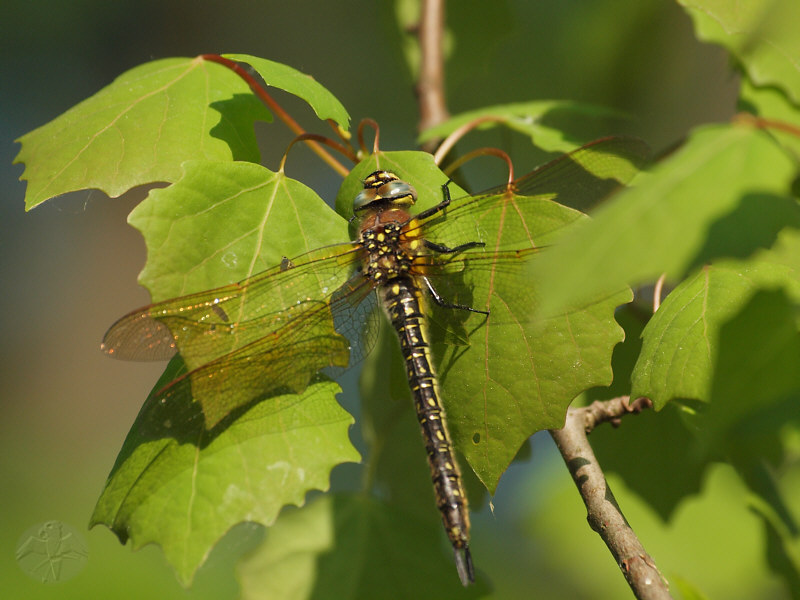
[381,277,471,556]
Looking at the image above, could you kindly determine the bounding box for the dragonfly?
[101,136,648,585]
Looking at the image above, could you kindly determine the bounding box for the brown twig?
[734,112,800,138]
[549,397,673,600]
[432,115,509,165]
[440,146,514,187]
[653,274,666,312]
[279,134,357,173]
[357,118,381,155]
[415,0,449,150]
[199,54,350,177]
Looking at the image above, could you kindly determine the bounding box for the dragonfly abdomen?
[381,277,474,586]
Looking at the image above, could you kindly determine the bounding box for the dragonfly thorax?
[359,217,422,283]
[353,170,417,213]
[356,172,423,284]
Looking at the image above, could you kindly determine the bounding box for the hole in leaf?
[472,432,480,444]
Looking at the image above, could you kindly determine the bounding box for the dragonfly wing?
[510,136,650,211]
[152,286,366,429]
[108,254,379,429]
[407,137,649,318]
[102,241,363,371]
[328,272,380,373]
[416,136,649,254]
[101,312,178,361]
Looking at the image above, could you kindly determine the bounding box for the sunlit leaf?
[614,234,800,527]
[91,359,359,585]
[94,163,359,580]
[680,0,800,104]
[532,123,799,315]
[129,160,350,300]
[223,54,350,128]
[418,100,630,153]
[631,261,800,410]
[15,57,271,209]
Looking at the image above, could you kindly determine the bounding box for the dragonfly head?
[353,170,417,213]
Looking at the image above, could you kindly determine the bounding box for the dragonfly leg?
[423,276,489,315]
[413,179,457,220]
[424,239,485,254]
[422,181,485,255]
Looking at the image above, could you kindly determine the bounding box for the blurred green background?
[2,1,759,598]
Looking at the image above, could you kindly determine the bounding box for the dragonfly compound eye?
[354,172,417,211]
[353,188,378,212]
[376,180,417,205]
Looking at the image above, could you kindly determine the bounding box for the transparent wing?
[407,137,649,323]
[101,240,382,428]
[415,136,650,253]
[102,241,364,369]
[147,281,370,429]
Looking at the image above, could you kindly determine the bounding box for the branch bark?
[415,0,449,147]
[549,397,673,600]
